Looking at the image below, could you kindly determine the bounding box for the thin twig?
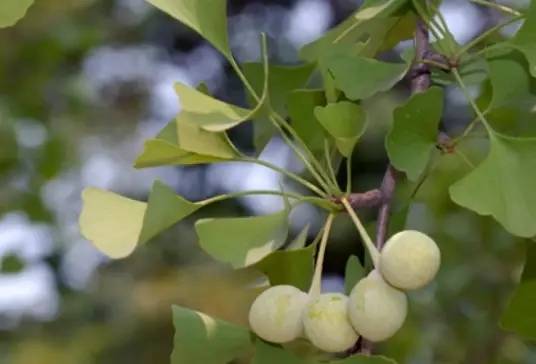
[357,18,433,356]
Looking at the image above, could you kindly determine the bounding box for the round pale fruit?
[380,230,441,290]
[303,293,359,353]
[348,270,407,342]
[249,285,309,343]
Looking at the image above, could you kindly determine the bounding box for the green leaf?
[254,226,315,291]
[500,243,536,339]
[288,89,327,154]
[486,53,536,113]
[139,181,202,243]
[334,355,398,364]
[356,0,408,21]
[511,1,536,77]
[80,181,201,258]
[449,131,536,238]
[134,138,223,168]
[134,116,239,168]
[326,55,409,100]
[174,83,253,132]
[253,340,397,364]
[287,225,310,250]
[344,255,366,294]
[252,340,310,364]
[243,63,315,117]
[176,114,240,158]
[300,0,409,61]
[145,0,231,59]
[314,101,368,157]
[195,209,289,268]
[386,87,444,180]
[0,0,34,28]
[483,53,536,136]
[171,305,252,364]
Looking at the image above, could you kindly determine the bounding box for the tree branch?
[357,19,432,356]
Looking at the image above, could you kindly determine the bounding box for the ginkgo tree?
[17,0,532,362]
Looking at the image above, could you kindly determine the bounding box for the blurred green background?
[0,0,535,363]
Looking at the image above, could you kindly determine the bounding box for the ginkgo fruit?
[348,270,407,342]
[248,285,309,343]
[302,293,359,353]
[380,230,441,290]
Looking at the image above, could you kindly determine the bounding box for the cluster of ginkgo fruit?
[249,230,441,353]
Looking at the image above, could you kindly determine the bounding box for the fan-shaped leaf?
[0,0,34,28]
[145,0,231,59]
[450,131,536,238]
[314,101,368,157]
[171,305,252,364]
[80,181,201,258]
[196,209,289,268]
[386,87,444,180]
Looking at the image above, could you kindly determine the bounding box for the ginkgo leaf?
[300,0,409,61]
[510,0,536,77]
[500,243,536,339]
[288,89,327,154]
[0,0,34,28]
[242,62,315,153]
[287,225,310,250]
[171,305,252,364]
[252,340,309,364]
[80,181,202,258]
[134,138,223,168]
[144,0,231,59]
[176,114,240,159]
[134,118,237,168]
[138,181,202,243]
[254,226,315,291]
[484,53,536,136]
[344,255,365,294]
[80,188,147,258]
[487,55,530,110]
[356,0,408,21]
[252,340,397,364]
[195,209,289,268]
[326,55,409,100]
[386,87,444,180]
[314,101,368,157]
[174,83,252,132]
[242,63,315,117]
[450,131,536,238]
[335,355,398,364]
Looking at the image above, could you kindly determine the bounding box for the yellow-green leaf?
[195,209,289,268]
[135,116,239,168]
[80,188,147,258]
[145,0,231,59]
[0,0,34,28]
[314,101,368,157]
[174,83,252,131]
[80,181,202,258]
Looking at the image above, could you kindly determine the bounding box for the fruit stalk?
[358,18,432,356]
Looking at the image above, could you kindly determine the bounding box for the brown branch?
[356,19,432,356]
